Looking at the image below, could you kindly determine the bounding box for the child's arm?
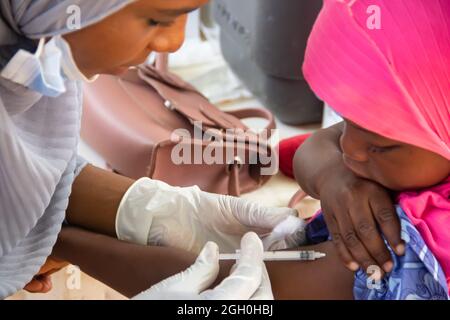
[293,122,402,276]
[264,241,354,300]
[52,227,354,299]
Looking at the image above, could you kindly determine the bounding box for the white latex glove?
[116,178,305,253]
[133,232,273,300]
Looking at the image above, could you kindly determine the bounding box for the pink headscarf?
[303,0,450,290]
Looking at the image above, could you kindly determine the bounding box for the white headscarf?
[0,0,134,298]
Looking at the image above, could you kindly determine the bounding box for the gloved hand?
[116,178,306,254]
[132,232,273,300]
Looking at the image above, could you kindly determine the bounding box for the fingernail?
[348,262,360,271]
[395,243,405,255]
[383,261,393,273]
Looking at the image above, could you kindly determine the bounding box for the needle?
[219,250,326,261]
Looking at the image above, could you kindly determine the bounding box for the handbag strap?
[288,189,309,209]
[225,107,276,134]
[228,164,241,197]
[154,53,276,133]
[155,53,169,73]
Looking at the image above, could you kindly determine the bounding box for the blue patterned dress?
[305,206,449,300]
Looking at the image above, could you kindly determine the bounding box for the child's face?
[63,0,208,78]
[340,120,450,191]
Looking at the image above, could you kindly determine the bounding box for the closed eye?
[148,19,174,27]
[368,145,400,154]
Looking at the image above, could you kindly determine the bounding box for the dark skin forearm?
[66,164,135,237]
[293,122,345,199]
[52,227,354,300]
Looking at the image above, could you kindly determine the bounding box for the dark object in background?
[213,0,323,125]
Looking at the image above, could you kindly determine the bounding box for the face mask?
[1,36,98,97]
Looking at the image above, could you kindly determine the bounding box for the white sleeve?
[0,157,74,299]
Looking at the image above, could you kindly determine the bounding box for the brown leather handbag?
[81,55,277,196]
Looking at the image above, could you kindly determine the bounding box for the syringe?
[219,250,326,262]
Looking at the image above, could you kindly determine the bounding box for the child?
[294,0,450,299]
[296,120,449,299]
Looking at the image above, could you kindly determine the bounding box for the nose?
[340,128,369,163]
[150,16,187,53]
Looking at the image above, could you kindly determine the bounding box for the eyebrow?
[158,7,199,17]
